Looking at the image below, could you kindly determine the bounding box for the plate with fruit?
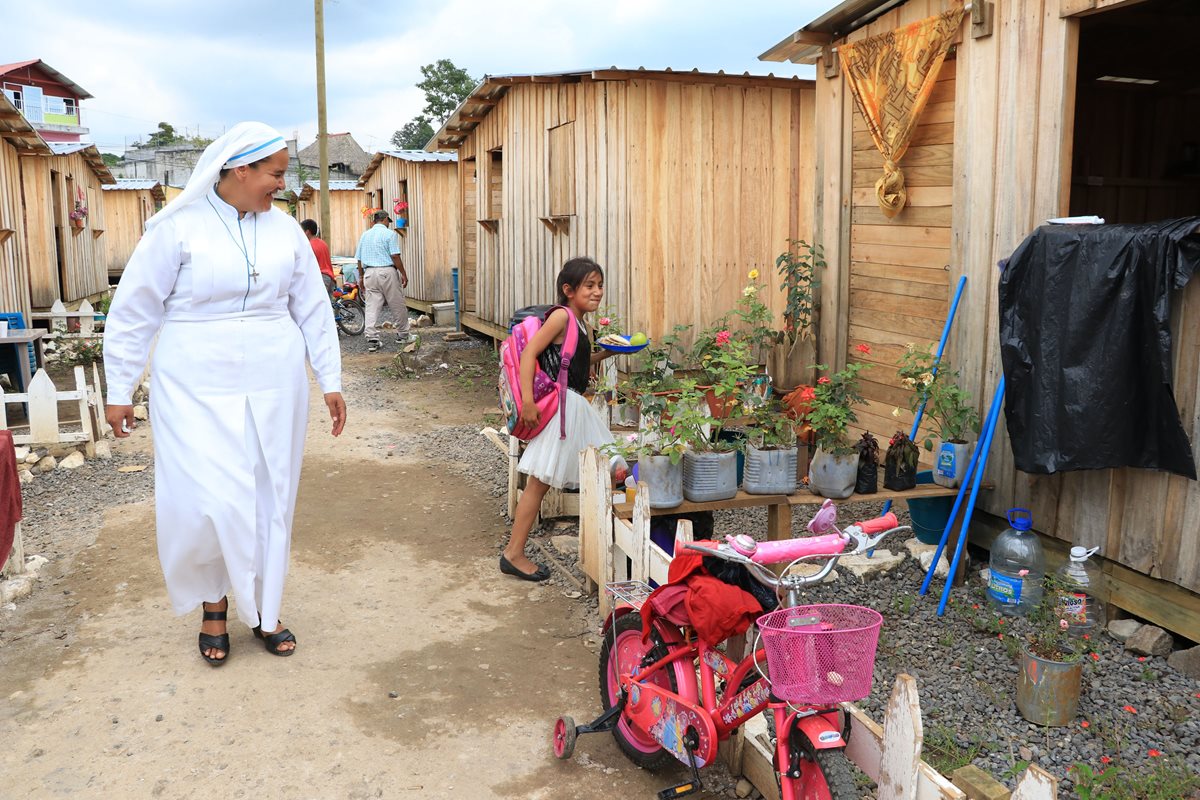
[597,331,649,353]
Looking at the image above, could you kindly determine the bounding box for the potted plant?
[69,202,88,229]
[605,417,688,510]
[767,240,823,392]
[393,199,408,228]
[673,374,745,502]
[742,394,799,495]
[884,430,920,491]
[806,361,868,499]
[688,322,755,419]
[897,347,981,488]
[1013,575,1085,727]
[854,432,879,494]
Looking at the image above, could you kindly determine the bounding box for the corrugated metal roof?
[426,67,813,152]
[759,0,906,64]
[357,149,458,185]
[0,59,94,99]
[103,179,162,191]
[45,141,117,183]
[304,180,360,191]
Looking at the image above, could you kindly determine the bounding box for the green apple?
[629,331,648,346]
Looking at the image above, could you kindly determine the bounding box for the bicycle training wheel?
[336,302,365,336]
[783,730,858,800]
[597,613,678,770]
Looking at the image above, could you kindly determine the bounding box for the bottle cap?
[1070,545,1099,561]
[1007,508,1033,531]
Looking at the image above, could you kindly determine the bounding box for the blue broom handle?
[937,374,1006,616]
[881,274,967,518]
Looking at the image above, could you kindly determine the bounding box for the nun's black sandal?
[198,599,230,666]
[253,624,297,657]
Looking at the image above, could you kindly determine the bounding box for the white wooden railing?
[0,363,107,447]
[29,299,104,338]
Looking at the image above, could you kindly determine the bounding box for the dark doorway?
[1068,0,1200,224]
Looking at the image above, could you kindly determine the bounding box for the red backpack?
[498,306,580,441]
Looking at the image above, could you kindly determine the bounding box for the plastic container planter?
[683,450,738,502]
[743,445,798,495]
[639,454,684,509]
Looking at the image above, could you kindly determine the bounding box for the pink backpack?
[499,306,580,441]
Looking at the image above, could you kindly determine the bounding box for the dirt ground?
[0,342,697,799]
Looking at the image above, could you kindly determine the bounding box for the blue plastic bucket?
[907,470,954,545]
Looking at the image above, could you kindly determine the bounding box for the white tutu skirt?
[518,390,614,489]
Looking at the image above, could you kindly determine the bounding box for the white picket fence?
[29,299,104,338]
[0,362,108,446]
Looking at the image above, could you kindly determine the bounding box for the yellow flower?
[742,285,757,297]
[905,342,915,352]
[903,377,917,388]
[892,407,902,417]
[748,269,760,280]
[920,372,935,385]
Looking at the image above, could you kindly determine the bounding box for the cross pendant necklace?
[250,267,261,283]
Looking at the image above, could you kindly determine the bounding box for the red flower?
[856,343,872,355]
[1082,634,1090,640]
[1137,656,1146,662]
[1148,749,1162,758]
[800,386,817,402]
[1123,705,1137,714]
[1100,756,1111,764]
[1091,652,1100,661]
[1080,720,1090,729]
[714,330,731,346]
[997,634,1003,640]
[972,604,980,610]
[817,376,831,385]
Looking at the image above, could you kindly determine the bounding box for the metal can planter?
[1015,648,1083,727]
[743,445,798,495]
[808,447,858,499]
[683,450,738,502]
[933,440,974,489]
[640,454,684,509]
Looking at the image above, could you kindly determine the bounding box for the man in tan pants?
[355,210,414,352]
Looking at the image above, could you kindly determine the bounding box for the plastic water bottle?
[1056,546,1105,637]
[987,508,1044,616]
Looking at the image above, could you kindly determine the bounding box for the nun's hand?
[106,405,136,438]
[324,392,346,437]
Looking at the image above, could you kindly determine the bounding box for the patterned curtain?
[839,8,965,218]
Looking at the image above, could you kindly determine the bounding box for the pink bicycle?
[553,501,908,800]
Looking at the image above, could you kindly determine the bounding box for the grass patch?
[922,723,984,776]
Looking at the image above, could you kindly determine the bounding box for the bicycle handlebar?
[680,512,910,591]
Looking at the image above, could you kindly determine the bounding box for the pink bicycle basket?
[755,604,883,704]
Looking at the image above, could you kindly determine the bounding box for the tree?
[390,117,435,150]
[390,58,476,150]
[146,122,179,147]
[418,59,476,124]
[100,152,124,167]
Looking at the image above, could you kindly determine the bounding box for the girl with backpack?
[501,257,617,582]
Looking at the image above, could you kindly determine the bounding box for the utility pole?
[314,0,331,241]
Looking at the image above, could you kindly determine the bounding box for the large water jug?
[1055,546,1105,637]
[987,508,1044,616]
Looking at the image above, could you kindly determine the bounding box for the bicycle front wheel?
[597,612,679,770]
[783,733,858,800]
[336,302,365,336]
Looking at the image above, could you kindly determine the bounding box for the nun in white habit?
[103,122,345,665]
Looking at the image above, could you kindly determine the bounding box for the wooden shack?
[295,180,366,258]
[0,91,48,322]
[20,141,114,308]
[427,68,816,340]
[358,150,460,307]
[762,0,1200,637]
[101,178,164,280]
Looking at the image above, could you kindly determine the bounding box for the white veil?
[145,121,287,230]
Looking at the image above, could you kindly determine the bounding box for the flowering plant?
[1022,574,1083,662]
[69,202,88,221]
[806,361,868,455]
[775,239,823,344]
[746,393,797,450]
[360,206,383,219]
[392,198,408,216]
[896,345,980,449]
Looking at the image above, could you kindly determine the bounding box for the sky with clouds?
[5,0,830,154]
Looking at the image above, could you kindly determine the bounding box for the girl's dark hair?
[556,257,603,305]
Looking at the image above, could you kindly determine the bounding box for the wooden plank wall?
[0,141,32,322]
[297,190,366,258]
[360,158,461,302]
[460,158,478,311]
[104,190,154,278]
[844,56,956,460]
[20,153,109,307]
[457,77,815,342]
[814,0,1200,596]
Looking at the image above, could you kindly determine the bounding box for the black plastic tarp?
[999,217,1200,478]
